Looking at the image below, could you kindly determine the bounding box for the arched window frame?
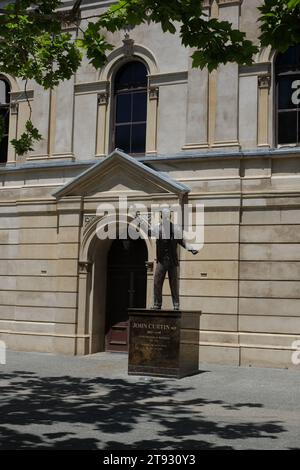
[112,59,148,155]
[0,73,20,164]
[95,43,159,157]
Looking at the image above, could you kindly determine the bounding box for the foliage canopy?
[0,0,299,155]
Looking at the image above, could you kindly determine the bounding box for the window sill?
[277,144,300,149]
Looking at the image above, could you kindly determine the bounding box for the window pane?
[116,93,131,123]
[115,62,147,90]
[276,45,300,71]
[132,62,147,87]
[0,108,9,134]
[0,137,8,164]
[278,111,298,144]
[278,75,300,109]
[0,81,7,105]
[131,123,146,153]
[115,125,131,153]
[132,92,147,122]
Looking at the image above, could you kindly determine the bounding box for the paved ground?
[0,350,300,450]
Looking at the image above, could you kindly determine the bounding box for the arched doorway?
[105,238,147,352]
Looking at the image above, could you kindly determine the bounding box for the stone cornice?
[149,71,188,87]
[74,80,109,95]
[3,148,300,177]
[217,0,242,5]
[10,90,34,102]
[239,63,271,77]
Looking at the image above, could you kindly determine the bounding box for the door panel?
[105,240,147,352]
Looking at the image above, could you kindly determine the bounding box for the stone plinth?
[128,309,201,378]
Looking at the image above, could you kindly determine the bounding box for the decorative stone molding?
[258,75,271,90]
[149,87,159,101]
[122,35,135,57]
[78,261,92,274]
[83,214,97,231]
[145,261,154,273]
[239,63,271,77]
[10,101,19,115]
[149,71,188,87]
[201,0,243,9]
[217,0,242,5]
[98,92,109,105]
[10,90,34,102]
[100,42,158,81]
[74,81,109,95]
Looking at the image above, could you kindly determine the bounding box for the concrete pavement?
[0,350,300,450]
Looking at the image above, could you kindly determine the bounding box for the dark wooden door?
[105,239,147,352]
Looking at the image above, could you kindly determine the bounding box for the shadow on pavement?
[0,370,286,450]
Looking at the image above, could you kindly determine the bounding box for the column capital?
[10,101,19,115]
[149,86,159,101]
[78,261,92,274]
[98,92,109,105]
[258,74,271,90]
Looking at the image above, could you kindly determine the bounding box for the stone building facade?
[0,0,300,368]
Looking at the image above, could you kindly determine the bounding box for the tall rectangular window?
[0,78,10,164]
[113,61,147,154]
[276,45,300,145]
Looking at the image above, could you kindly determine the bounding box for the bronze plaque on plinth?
[128,309,201,378]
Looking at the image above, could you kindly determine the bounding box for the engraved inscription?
[129,315,180,371]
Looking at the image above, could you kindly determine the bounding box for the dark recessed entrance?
[105,238,147,352]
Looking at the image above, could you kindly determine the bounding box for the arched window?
[0,77,10,163]
[113,61,148,154]
[276,45,300,145]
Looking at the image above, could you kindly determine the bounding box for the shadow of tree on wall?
[0,370,286,450]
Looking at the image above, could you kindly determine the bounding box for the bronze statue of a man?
[152,208,198,310]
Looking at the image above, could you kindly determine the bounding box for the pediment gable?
[54,150,189,198]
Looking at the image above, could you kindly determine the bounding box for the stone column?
[57,197,84,354]
[28,85,50,159]
[52,78,75,159]
[239,74,258,150]
[7,101,18,164]
[257,74,271,148]
[207,0,219,147]
[213,0,241,149]
[183,57,209,150]
[10,89,34,163]
[146,86,159,154]
[77,261,92,354]
[96,88,109,157]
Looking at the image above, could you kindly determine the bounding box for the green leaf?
[11,120,43,156]
[288,0,300,9]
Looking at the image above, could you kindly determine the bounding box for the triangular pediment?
[54,149,190,198]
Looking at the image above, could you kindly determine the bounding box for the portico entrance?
[105,238,147,352]
[54,149,189,356]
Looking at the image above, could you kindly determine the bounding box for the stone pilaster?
[257,74,271,147]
